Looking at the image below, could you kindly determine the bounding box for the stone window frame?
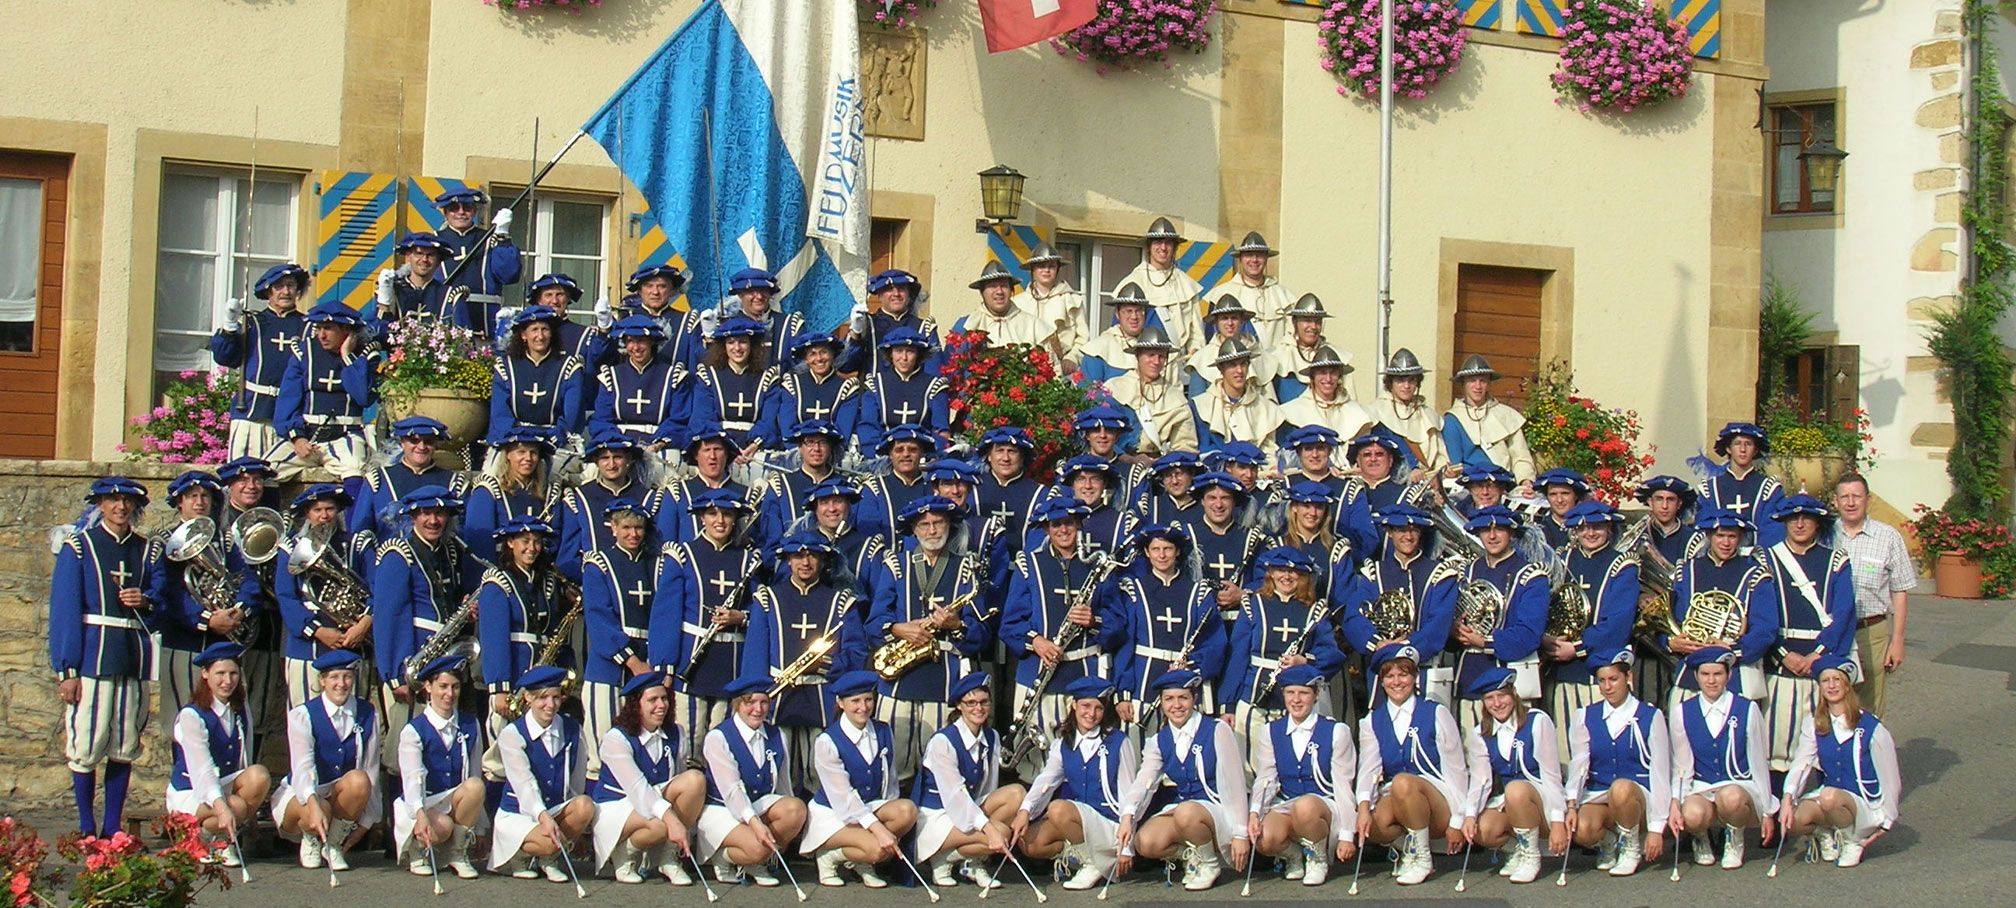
[1763,87,1848,231]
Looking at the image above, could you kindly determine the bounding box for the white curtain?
[0,178,42,324]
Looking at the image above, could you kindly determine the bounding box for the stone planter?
[384,388,488,468]
[1770,453,1849,496]
[1933,550,1985,599]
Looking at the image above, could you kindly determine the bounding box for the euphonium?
[1544,544,1591,644]
[285,527,371,629]
[1632,542,1676,641]
[870,587,979,681]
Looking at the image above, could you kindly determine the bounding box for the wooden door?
[0,152,67,458]
[1453,263,1545,409]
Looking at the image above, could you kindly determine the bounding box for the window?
[0,177,44,353]
[504,193,611,311]
[153,167,298,388]
[871,218,904,274]
[1769,101,1838,215]
[1055,233,1142,340]
[1773,345,1859,422]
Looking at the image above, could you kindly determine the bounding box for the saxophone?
[504,572,584,717]
[399,546,497,685]
[870,587,980,681]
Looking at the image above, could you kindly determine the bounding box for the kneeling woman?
[393,655,487,878]
[1354,643,1470,886]
[273,651,379,872]
[1779,655,1900,869]
[492,665,595,881]
[803,670,918,888]
[696,675,808,885]
[1248,665,1357,887]
[1012,676,1138,890]
[1115,669,1250,891]
[1565,648,1670,877]
[592,672,709,884]
[1459,667,1566,884]
[1670,647,1776,870]
[916,672,1026,889]
[166,643,270,867]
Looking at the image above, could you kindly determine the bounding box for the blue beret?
[1812,653,1860,683]
[1150,669,1202,692]
[877,424,938,454]
[1771,493,1833,523]
[1635,475,1697,506]
[785,419,845,443]
[397,485,464,515]
[167,471,221,501]
[1072,405,1131,432]
[1066,676,1116,700]
[776,532,838,559]
[495,516,555,539]
[1031,496,1092,525]
[1591,646,1635,668]
[195,642,246,667]
[806,478,863,504]
[1209,442,1267,467]
[979,427,1035,452]
[1256,546,1317,574]
[1715,422,1770,456]
[527,273,584,301]
[1563,500,1626,528]
[497,425,559,453]
[395,232,448,253]
[431,188,488,208]
[1132,522,1192,549]
[389,416,450,440]
[1692,507,1755,533]
[947,671,990,705]
[508,305,565,331]
[924,459,981,483]
[312,651,361,673]
[1192,471,1247,499]
[830,670,882,698]
[710,315,766,340]
[607,314,667,341]
[897,495,965,531]
[1460,464,1518,489]
[1374,503,1434,528]
[304,301,365,327]
[724,674,771,698]
[1347,434,1402,461]
[622,671,669,699]
[730,267,782,292]
[627,264,686,290]
[1465,504,1522,534]
[585,430,644,458]
[683,428,737,456]
[1536,468,1591,493]
[217,456,277,482]
[1684,646,1738,670]
[1286,425,1342,449]
[790,331,843,360]
[1369,642,1421,674]
[289,483,353,511]
[518,665,570,691]
[878,326,931,350]
[1150,451,1204,475]
[252,263,310,299]
[866,269,921,295]
[1286,480,1338,505]
[413,654,467,682]
[1276,664,1326,690]
[1059,455,1115,482]
[1462,666,1518,700]
[87,476,149,504]
[603,498,652,523]
[691,488,750,514]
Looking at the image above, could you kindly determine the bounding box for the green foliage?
[1757,275,1815,404]
[1759,393,1876,469]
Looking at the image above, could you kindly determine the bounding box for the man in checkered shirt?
[1831,472,1917,715]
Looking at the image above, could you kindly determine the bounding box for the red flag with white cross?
[978,0,1098,54]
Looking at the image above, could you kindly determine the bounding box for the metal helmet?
[1385,347,1426,378]
[1107,282,1150,308]
[1285,293,1329,319]
[1125,323,1176,354]
[1205,293,1254,319]
[1299,344,1353,375]
[1212,336,1261,366]
[1020,242,1067,268]
[1453,353,1499,381]
[967,260,1017,290]
[1233,231,1278,257]
[1143,217,1184,243]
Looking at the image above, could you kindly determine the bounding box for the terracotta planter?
[1933,550,1985,599]
[1771,453,1848,496]
[384,388,488,468]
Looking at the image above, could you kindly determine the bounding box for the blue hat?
[168,471,222,501]
[432,188,489,208]
[585,429,644,458]
[1634,475,1697,507]
[1692,507,1754,533]
[1374,503,1434,528]
[304,301,365,328]
[790,331,843,361]
[1209,442,1267,468]
[730,267,782,293]
[289,483,353,511]
[508,305,565,332]
[1464,504,1523,534]
[1771,493,1833,523]
[413,654,466,682]
[724,674,771,698]
[1066,676,1116,700]
[1059,455,1115,483]
[924,459,981,483]
[1536,468,1591,494]
[517,665,570,691]
[1031,496,1092,525]
[1459,464,1518,489]
[527,273,585,302]
[806,478,863,505]
[608,314,667,341]
[1563,500,1626,528]
[1276,664,1326,690]
[776,532,838,559]
[1286,480,1338,505]
[395,232,448,254]
[252,263,310,300]
[1072,405,1130,433]
[86,476,149,505]
[866,269,922,295]
[216,456,276,482]
[1369,642,1421,674]
[627,264,686,290]
[1592,646,1636,669]
[877,423,938,454]
[878,326,931,350]
[897,495,965,531]
[494,516,555,539]
[1132,522,1192,550]
[497,425,559,453]
[947,671,990,705]
[1150,669,1203,692]
[1346,434,1402,462]
[397,485,464,515]
[312,651,362,673]
[1715,422,1770,457]
[1286,425,1343,450]
[710,315,766,340]
[1192,470,1247,499]
[1462,666,1519,700]
[830,670,882,698]
[194,641,246,667]
[1256,546,1318,574]
[683,428,736,458]
[785,419,845,444]
[1150,451,1203,476]
[1683,646,1739,671]
[389,416,450,440]
[978,426,1034,452]
[622,671,669,699]
[1812,653,1861,683]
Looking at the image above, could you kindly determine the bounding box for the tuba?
[1631,540,1677,645]
[167,515,272,645]
[285,526,372,629]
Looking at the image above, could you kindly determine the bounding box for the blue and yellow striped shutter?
[628,209,692,312]
[1515,0,1566,37]
[404,176,476,234]
[985,224,1056,287]
[313,171,397,311]
[1668,0,1720,58]
[1458,0,1502,29]
[1177,240,1238,322]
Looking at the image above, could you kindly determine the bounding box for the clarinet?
[679,570,755,683]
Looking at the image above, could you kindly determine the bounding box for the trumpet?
[870,587,980,681]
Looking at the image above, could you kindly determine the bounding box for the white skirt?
[1817,787,1887,840]
[1148,798,1235,859]
[1263,793,1342,854]
[1058,800,1122,861]
[490,797,586,869]
[592,796,674,871]
[696,794,785,862]
[800,798,891,854]
[394,788,485,862]
[1372,775,1463,837]
[165,768,244,817]
[268,775,381,839]
[1579,778,1650,807]
[915,805,968,861]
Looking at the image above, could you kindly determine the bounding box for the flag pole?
[440,129,587,288]
[1375,0,1395,384]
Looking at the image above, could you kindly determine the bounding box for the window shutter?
[629,209,693,312]
[1667,0,1721,58]
[985,224,1056,287]
[1823,344,1859,424]
[1515,0,1566,37]
[404,176,477,233]
[312,171,397,311]
[1457,1,1502,29]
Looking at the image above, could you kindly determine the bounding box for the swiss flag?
[979,0,1098,54]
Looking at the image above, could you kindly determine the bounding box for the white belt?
[617,423,660,434]
[304,414,365,426]
[623,625,652,639]
[508,632,540,644]
[466,293,504,306]
[1061,644,1101,661]
[243,381,280,396]
[413,617,444,633]
[721,420,754,432]
[1781,628,1821,641]
[678,623,744,642]
[85,614,144,630]
[1135,644,1183,663]
[1250,655,1284,671]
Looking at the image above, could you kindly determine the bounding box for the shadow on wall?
[1656,262,1705,474]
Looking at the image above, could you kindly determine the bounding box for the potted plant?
[1316,0,1469,101]
[0,813,232,908]
[378,314,496,465]
[1909,503,2014,598]
[940,332,1098,480]
[1052,0,1217,75]
[859,0,936,29]
[120,370,237,465]
[1550,0,1694,115]
[1759,394,1875,494]
[1520,361,1655,504]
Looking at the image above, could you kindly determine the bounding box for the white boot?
[1280,844,1307,881]
[1508,829,1542,884]
[408,845,433,876]
[816,848,849,887]
[714,850,748,883]
[657,845,695,885]
[324,820,354,871]
[1608,825,1643,877]
[1395,828,1433,885]
[542,856,572,883]
[509,855,541,879]
[1498,831,1520,877]
[1182,844,1222,891]
[447,829,480,879]
[1063,853,1110,891]
[301,831,327,869]
[1816,826,1843,862]
[1594,829,1619,871]
[613,841,646,883]
[1299,839,1330,886]
[966,858,1003,890]
[748,860,781,887]
[1835,832,1866,868]
[849,859,887,888]
[1720,824,1746,869]
[1692,830,1716,866]
[931,856,960,887]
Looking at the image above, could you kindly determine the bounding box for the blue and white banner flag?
[585,0,867,329]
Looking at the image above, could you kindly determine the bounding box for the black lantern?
[977,165,1027,228]
[1798,137,1848,195]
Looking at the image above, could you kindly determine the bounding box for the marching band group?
[48,207,1904,896]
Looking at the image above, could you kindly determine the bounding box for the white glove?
[223,298,245,330]
[490,208,513,237]
[593,293,614,330]
[375,269,397,310]
[848,300,870,334]
[495,306,519,330]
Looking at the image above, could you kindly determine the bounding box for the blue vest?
[1813,711,1884,801]
[603,360,682,434]
[775,372,850,431]
[706,719,785,805]
[408,710,480,798]
[1154,720,1223,804]
[170,704,248,791]
[1268,715,1340,800]
[302,344,365,421]
[1582,701,1659,790]
[697,365,766,438]
[1056,731,1128,821]
[591,728,678,803]
[213,308,305,420]
[813,720,895,808]
[1681,696,1756,786]
[500,715,582,815]
[866,370,935,429]
[498,352,575,430]
[1369,698,1444,782]
[304,696,375,785]
[1483,710,1547,788]
[913,724,992,809]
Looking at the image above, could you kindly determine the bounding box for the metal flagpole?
[439,130,587,289]
[1376,0,1395,383]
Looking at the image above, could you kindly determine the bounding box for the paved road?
[20,593,2016,906]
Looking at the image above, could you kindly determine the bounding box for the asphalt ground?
[17,591,2016,906]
